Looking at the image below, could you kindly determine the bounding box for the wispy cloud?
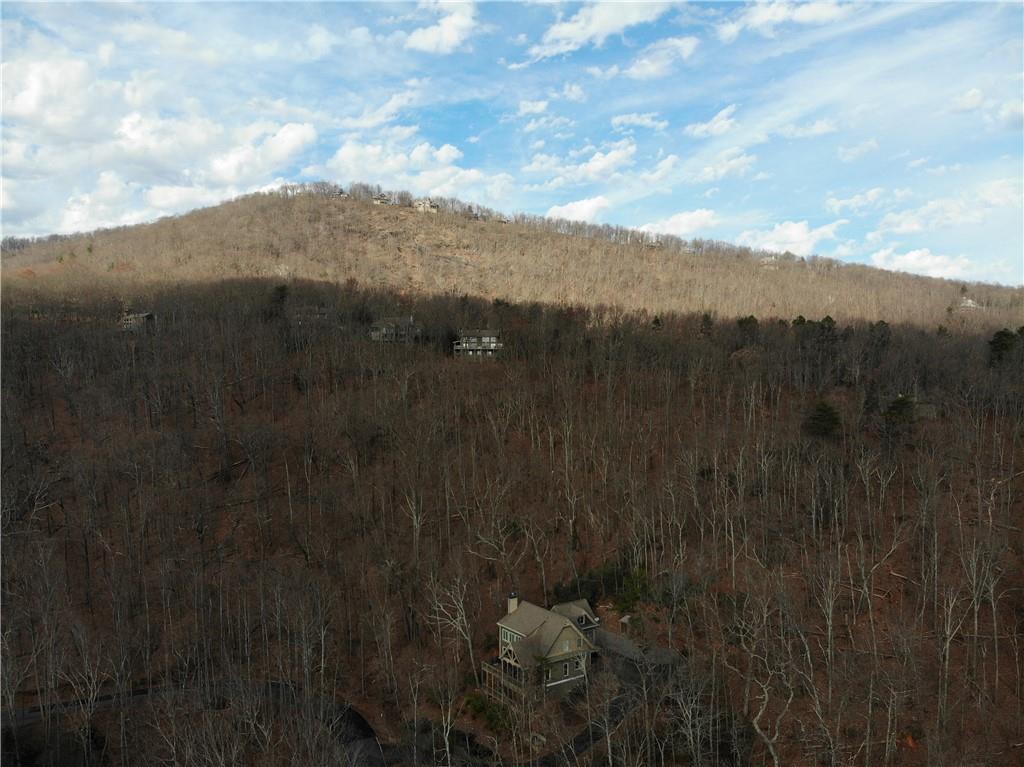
[685,105,738,139]
[526,2,671,61]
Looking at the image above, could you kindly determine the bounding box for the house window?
[563,640,569,652]
[545,668,551,682]
[575,659,582,672]
[563,662,569,677]
[577,637,583,649]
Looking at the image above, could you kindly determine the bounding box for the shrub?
[883,395,916,443]
[804,400,841,438]
[988,328,1019,367]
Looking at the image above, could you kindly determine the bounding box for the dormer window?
[577,615,585,625]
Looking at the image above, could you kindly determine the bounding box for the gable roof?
[498,599,596,662]
[550,599,598,626]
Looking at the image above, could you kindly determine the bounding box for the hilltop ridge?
[3,185,1021,328]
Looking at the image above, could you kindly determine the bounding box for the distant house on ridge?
[369,315,421,343]
[454,328,503,357]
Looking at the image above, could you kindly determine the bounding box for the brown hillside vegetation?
[3,185,1021,329]
[2,280,1023,765]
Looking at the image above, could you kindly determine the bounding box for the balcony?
[481,660,532,706]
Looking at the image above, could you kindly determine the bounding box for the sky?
[2,1,1022,285]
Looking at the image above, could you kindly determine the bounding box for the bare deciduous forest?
[3,185,1022,330]
[2,191,1023,766]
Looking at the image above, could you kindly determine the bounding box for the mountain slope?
[3,189,1021,327]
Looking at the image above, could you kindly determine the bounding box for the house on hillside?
[120,308,155,333]
[454,328,503,357]
[482,593,599,706]
[290,305,335,327]
[372,193,393,206]
[369,315,422,343]
[414,198,439,213]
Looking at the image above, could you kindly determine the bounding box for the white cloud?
[950,87,984,112]
[870,247,971,279]
[145,183,233,212]
[718,1,853,43]
[924,163,962,176]
[623,36,700,79]
[738,219,847,256]
[97,42,115,67]
[209,122,317,185]
[869,178,1021,240]
[692,147,756,182]
[778,118,837,138]
[523,141,637,189]
[612,112,668,131]
[322,131,513,205]
[685,105,737,138]
[523,115,574,134]
[115,112,223,171]
[640,155,679,184]
[405,1,478,54]
[640,208,718,237]
[528,2,671,61]
[586,64,620,80]
[547,195,611,223]
[58,171,149,233]
[339,87,420,129]
[518,99,548,116]
[996,100,1023,129]
[825,186,885,214]
[113,21,219,63]
[561,83,586,102]
[2,57,122,140]
[838,138,879,162]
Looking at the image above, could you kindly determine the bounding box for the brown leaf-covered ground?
[3,276,1022,765]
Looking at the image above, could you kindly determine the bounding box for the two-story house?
[369,316,422,343]
[454,329,503,357]
[482,593,598,706]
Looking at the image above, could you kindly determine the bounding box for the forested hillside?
[3,279,1022,765]
[3,185,1021,329]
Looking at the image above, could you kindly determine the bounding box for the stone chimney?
[507,591,519,615]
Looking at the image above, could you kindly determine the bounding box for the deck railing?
[481,661,532,706]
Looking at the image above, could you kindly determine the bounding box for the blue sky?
[3,2,1022,284]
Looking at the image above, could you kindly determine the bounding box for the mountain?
[3,186,1021,328]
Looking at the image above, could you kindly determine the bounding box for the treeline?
[2,280,1022,765]
[5,185,1022,331]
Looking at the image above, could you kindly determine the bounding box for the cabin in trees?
[120,309,155,333]
[372,193,393,206]
[482,593,599,706]
[369,315,421,343]
[454,328,503,357]
[414,198,439,213]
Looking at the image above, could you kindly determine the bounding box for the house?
[120,309,155,333]
[957,296,980,311]
[290,305,334,327]
[372,193,392,206]
[482,593,599,706]
[414,198,439,213]
[454,328,503,357]
[369,315,421,343]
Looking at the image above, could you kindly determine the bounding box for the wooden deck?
[481,661,532,707]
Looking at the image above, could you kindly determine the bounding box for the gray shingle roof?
[498,599,597,663]
[550,599,598,626]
